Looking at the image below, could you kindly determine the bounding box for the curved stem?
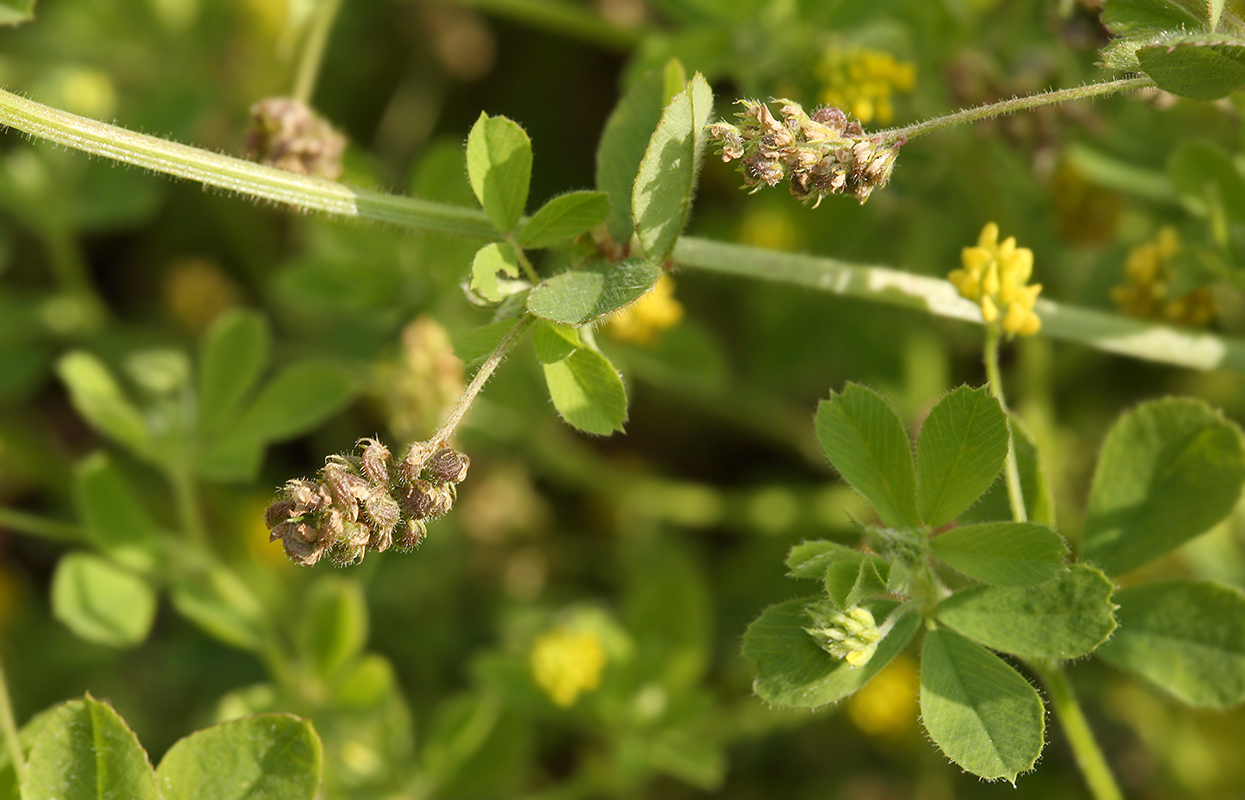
[1027,659,1123,800]
[878,76,1154,143]
[505,234,542,283]
[292,0,344,104]
[0,506,82,541]
[168,462,210,552]
[984,327,1027,522]
[430,314,534,446]
[0,655,24,788]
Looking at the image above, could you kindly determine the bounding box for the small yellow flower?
[1111,228,1215,327]
[605,274,683,345]
[817,47,916,125]
[530,627,607,707]
[948,222,1043,337]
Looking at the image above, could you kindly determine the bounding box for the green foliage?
[466,113,533,234]
[1098,580,1245,708]
[526,258,662,325]
[73,454,163,573]
[0,0,34,26]
[596,67,667,243]
[916,385,1010,527]
[1101,0,1245,98]
[470,242,525,304]
[929,522,1067,587]
[1081,398,1245,575]
[919,629,1044,783]
[516,191,610,250]
[51,552,157,648]
[154,715,322,800]
[632,72,713,262]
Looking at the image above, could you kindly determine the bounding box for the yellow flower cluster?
[948,222,1043,337]
[817,47,916,125]
[1111,228,1215,327]
[530,627,607,707]
[606,274,684,345]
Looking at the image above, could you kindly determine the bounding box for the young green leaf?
[929,522,1068,587]
[516,191,610,249]
[596,66,667,242]
[56,351,150,457]
[466,112,532,234]
[825,555,890,609]
[1137,36,1245,100]
[74,453,163,574]
[198,309,269,434]
[957,416,1056,526]
[23,695,159,800]
[298,577,369,680]
[193,436,266,483]
[532,319,581,364]
[785,539,862,579]
[934,564,1116,659]
[815,383,920,528]
[1099,0,1211,70]
[920,628,1045,783]
[526,258,663,325]
[51,552,156,649]
[228,361,356,442]
[743,598,920,709]
[470,242,524,303]
[1081,398,1245,576]
[1097,579,1245,708]
[0,0,35,26]
[154,714,322,800]
[632,72,713,262]
[916,385,1009,527]
[542,346,628,435]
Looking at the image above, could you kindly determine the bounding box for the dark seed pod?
[286,479,329,515]
[320,508,345,547]
[264,499,295,530]
[358,438,392,485]
[282,534,323,566]
[328,538,366,568]
[369,522,393,553]
[426,448,470,484]
[398,479,438,519]
[362,489,402,534]
[394,518,427,552]
[323,463,371,522]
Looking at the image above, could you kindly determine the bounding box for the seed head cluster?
[265,438,470,567]
[707,99,904,206]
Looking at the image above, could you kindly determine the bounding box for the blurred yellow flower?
[948,222,1043,337]
[817,47,916,125]
[530,627,607,707]
[847,654,919,738]
[605,274,683,345]
[1111,227,1215,328]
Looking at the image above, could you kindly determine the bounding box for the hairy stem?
[0,655,23,788]
[292,0,344,104]
[0,88,497,240]
[430,314,534,446]
[1028,660,1124,800]
[984,327,1027,523]
[879,76,1154,143]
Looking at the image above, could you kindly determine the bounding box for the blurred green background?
[2,0,1245,797]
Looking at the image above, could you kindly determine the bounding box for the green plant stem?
[983,327,1027,523]
[506,234,543,283]
[430,314,534,446]
[0,88,498,240]
[671,237,1245,372]
[168,463,210,552]
[879,76,1154,143]
[0,506,81,541]
[292,0,344,104]
[447,0,643,52]
[0,655,24,788]
[1028,659,1124,800]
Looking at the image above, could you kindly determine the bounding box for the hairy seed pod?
[363,489,402,534]
[320,508,345,547]
[369,522,393,553]
[398,479,439,519]
[399,441,433,483]
[264,499,295,530]
[282,534,323,566]
[286,479,329,515]
[358,438,392,485]
[394,518,427,552]
[329,538,366,568]
[427,448,471,484]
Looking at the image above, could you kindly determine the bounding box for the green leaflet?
[540,337,628,435]
[743,597,920,709]
[0,0,35,26]
[1098,579,1245,708]
[517,191,610,249]
[596,66,668,243]
[466,112,532,233]
[920,628,1044,783]
[1081,397,1245,576]
[916,385,1009,528]
[632,72,713,262]
[934,564,1116,660]
[929,522,1067,587]
[73,453,163,574]
[526,258,663,325]
[155,715,323,800]
[23,695,160,800]
[56,351,150,458]
[815,383,920,528]
[51,552,156,649]
[297,577,369,680]
[470,242,524,304]
[197,309,269,434]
